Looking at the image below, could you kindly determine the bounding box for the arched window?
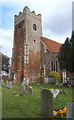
[18,23,21,29]
[33,24,37,31]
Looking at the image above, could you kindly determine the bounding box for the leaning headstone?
[49,89,60,98]
[66,103,74,119]
[41,89,53,118]
[28,86,33,94]
[20,85,26,96]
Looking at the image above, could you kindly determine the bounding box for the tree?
[70,30,74,73]
[58,32,73,74]
[2,53,10,73]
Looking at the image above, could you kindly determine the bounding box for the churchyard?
[1,81,73,119]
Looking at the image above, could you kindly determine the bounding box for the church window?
[33,24,37,31]
[41,67,44,75]
[51,60,53,71]
[34,40,36,43]
[18,24,21,29]
[51,59,58,72]
[14,74,17,79]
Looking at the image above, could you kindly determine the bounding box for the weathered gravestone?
[9,81,12,89]
[41,89,53,118]
[28,86,33,94]
[49,89,60,98]
[2,80,4,87]
[20,85,26,96]
[0,80,1,86]
[44,76,55,84]
[71,78,74,86]
[66,103,74,119]
[6,80,9,88]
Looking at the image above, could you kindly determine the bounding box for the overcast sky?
[0,0,73,57]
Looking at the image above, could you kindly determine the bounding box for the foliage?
[48,71,61,81]
[53,107,66,118]
[58,31,73,73]
[2,53,10,73]
[38,75,46,83]
[70,30,74,73]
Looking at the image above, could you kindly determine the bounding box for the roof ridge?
[40,36,62,52]
[40,36,61,45]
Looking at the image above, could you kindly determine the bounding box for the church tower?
[11,6,42,82]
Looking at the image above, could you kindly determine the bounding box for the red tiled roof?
[40,37,62,52]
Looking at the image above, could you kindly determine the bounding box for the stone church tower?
[11,6,42,83]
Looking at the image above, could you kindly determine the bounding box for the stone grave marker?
[9,81,12,89]
[2,80,4,87]
[20,85,26,96]
[40,89,53,118]
[66,103,74,119]
[6,80,9,88]
[49,89,60,98]
[0,80,1,86]
[28,86,33,94]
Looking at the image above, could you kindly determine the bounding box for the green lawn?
[2,83,73,118]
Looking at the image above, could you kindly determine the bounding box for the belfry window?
[18,24,21,29]
[34,40,36,43]
[51,59,58,72]
[33,24,37,31]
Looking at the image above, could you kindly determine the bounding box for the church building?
[11,6,61,83]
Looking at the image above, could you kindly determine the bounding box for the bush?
[48,71,61,81]
[38,75,46,83]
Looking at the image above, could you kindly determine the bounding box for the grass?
[2,83,73,118]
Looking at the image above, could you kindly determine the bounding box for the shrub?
[38,75,46,83]
[48,71,61,81]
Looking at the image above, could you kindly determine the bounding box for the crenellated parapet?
[14,6,41,25]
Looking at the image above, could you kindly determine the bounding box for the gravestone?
[41,89,53,118]
[44,76,55,84]
[6,80,9,88]
[0,80,1,86]
[49,89,60,98]
[2,80,4,87]
[71,78,74,86]
[25,79,29,87]
[44,77,49,84]
[9,81,12,89]
[28,86,33,94]
[20,85,26,96]
[66,103,74,119]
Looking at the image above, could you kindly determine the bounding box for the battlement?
[14,6,41,25]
